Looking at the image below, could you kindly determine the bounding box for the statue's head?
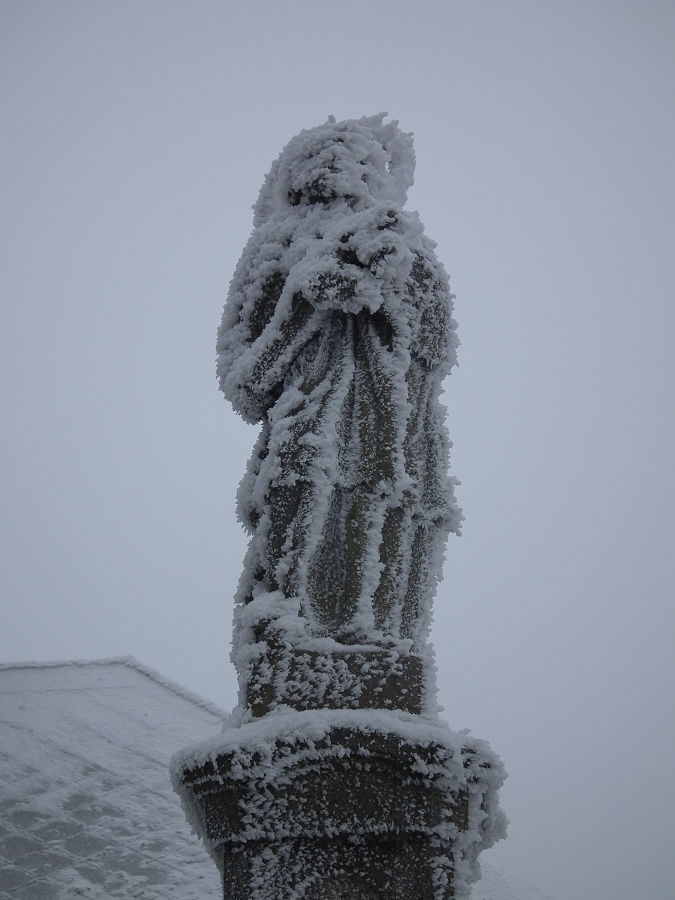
[252,113,416,225]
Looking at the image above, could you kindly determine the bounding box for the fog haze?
[1,4,674,900]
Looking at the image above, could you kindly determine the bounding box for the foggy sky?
[1,3,674,900]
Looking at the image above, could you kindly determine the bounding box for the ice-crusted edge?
[170,708,507,900]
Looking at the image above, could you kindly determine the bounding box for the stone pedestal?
[172,712,506,900]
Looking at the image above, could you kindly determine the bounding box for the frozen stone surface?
[216,114,461,716]
[174,114,507,899]
[172,709,507,899]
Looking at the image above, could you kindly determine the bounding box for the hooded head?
[252,113,416,226]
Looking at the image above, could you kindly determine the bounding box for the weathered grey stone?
[245,641,425,717]
[173,115,506,900]
[216,116,462,701]
[221,834,448,900]
[177,726,480,899]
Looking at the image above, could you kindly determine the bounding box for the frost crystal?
[173,116,505,900]
[217,114,462,713]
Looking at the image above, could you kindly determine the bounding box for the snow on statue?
[172,116,506,900]
[217,113,462,716]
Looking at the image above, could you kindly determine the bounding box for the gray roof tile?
[0,658,224,899]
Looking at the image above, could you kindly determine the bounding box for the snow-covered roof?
[0,657,225,899]
[0,657,553,900]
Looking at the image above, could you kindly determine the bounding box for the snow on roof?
[0,657,225,899]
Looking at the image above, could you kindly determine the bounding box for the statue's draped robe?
[174,121,506,900]
[217,116,461,694]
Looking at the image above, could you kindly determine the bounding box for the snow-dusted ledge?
[171,708,506,899]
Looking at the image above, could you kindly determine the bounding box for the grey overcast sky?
[1,3,673,899]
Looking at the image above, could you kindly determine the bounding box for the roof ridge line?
[0,655,228,720]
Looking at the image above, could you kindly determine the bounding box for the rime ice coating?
[171,708,508,899]
[216,114,462,707]
[171,116,505,900]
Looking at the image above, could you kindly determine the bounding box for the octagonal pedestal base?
[172,712,506,900]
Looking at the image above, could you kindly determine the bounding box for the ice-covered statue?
[217,113,462,717]
[173,116,506,900]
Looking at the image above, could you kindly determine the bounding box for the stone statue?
[173,116,506,900]
[217,114,462,716]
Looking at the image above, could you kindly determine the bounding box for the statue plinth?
[244,636,426,717]
[172,711,506,899]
